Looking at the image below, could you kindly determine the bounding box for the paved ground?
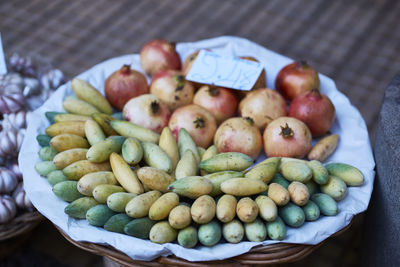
[2,0,400,141]
[1,0,399,266]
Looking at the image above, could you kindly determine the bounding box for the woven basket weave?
[0,211,44,241]
[55,219,353,266]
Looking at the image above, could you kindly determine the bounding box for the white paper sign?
[0,33,7,74]
[186,50,263,90]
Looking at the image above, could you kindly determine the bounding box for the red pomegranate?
[275,61,320,101]
[193,85,238,123]
[168,104,217,148]
[105,65,148,110]
[289,89,335,137]
[140,39,181,77]
[263,117,312,158]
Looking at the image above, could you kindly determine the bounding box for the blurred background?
[1,0,400,266]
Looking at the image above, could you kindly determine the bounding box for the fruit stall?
[0,35,373,265]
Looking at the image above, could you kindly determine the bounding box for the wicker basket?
[55,219,353,266]
[0,211,44,241]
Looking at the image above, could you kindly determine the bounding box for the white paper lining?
[19,36,375,262]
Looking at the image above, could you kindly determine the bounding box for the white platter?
[20,36,375,261]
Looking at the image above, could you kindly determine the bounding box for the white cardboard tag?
[0,33,7,74]
[186,50,263,91]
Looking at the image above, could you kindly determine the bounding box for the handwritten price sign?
[186,50,264,91]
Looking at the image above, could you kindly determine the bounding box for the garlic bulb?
[0,167,18,194]
[2,110,31,130]
[40,69,64,90]
[23,77,40,97]
[6,160,23,181]
[0,125,25,159]
[13,183,34,211]
[0,73,24,94]
[0,195,17,223]
[0,73,26,114]
[0,93,26,114]
[8,53,38,77]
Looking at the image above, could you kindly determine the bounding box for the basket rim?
[0,211,44,241]
[54,218,353,266]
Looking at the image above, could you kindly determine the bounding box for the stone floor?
[1,0,399,266]
[2,0,400,142]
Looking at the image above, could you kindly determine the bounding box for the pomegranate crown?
[208,85,220,96]
[174,74,186,91]
[297,60,310,69]
[193,117,205,128]
[279,123,294,138]
[243,116,255,125]
[168,42,176,51]
[150,100,160,114]
[120,64,131,74]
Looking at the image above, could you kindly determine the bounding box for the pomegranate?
[140,39,181,77]
[275,61,320,101]
[182,50,207,89]
[123,94,170,134]
[263,117,312,158]
[182,50,200,75]
[168,104,217,148]
[150,70,194,110]
[193,85,238,123]
[105,65,148,110]
[214,117,262,160]
[289,89,335,137]
[239,88,287,130]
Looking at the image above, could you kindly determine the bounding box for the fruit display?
[22,37,374,260]
[33,72,364,247]
[34,112,364,246]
